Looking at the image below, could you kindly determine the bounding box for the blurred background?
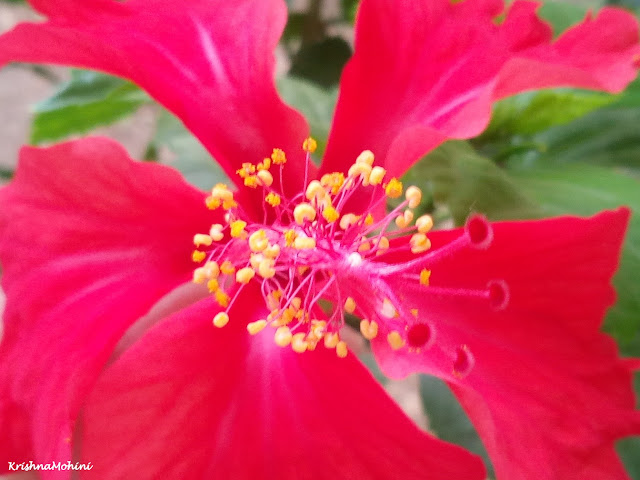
[0,0,639,478]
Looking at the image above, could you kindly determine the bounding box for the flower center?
[190,137,506,375]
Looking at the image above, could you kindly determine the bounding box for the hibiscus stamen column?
[190,139,509,375]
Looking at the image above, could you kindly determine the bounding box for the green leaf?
[482,89,615,142]
[358,351,388,385]
[0,166,13,180]
[277,76,337,159]
[507,163,640,354]
[478,80,640,174]
[404,141,542,225]
[617,372,640,480]
[618,436,640,479]
[419,376,494,477]
[31,70,148,144]
[531,105,640,173]
[289,37,352,88]
[341,0,360,22]
[536,1,589,37]
[151,110,228,190]
[281,13,307,42]
[607,0,640,11]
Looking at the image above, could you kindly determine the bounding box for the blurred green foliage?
[420,376,494,478]
[30,70,148,144]
[7,0,640,475]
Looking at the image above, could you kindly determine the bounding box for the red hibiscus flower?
[0,1,639,479]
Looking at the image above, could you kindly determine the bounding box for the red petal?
[81,291,486,480]
[0,138,216,471]
[321,0,640,178]
[0,0,311,198]
[372,209,640,480]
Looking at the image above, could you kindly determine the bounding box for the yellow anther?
[359,319,379,340]
[293,203,317,225]
[192,250,206,263]
[410,233,431,254]
[280,308,295,325]
[380,298,397,319]
[211,183,234,201]
[265,192,281,207]
[291,333,308,353]
[374,236,390,256]
[306,338,318,352]
[220,260,236,275]
[322,206,340,223]
[336,341,348,358]
[213,312,229,328]
[420,269,431,286]
[257,170,274,187]
[291,297,302,310]
[356,149,375,166]
[369,165,386,185]
[236,162,255,178]
[249,229,268,253]
[215,290,230,308]
[348,162,372,186]
[405,186,422,209]
[244,175,259,188]
[222,198,237,210]
[305,180,327,202]
[284,229,297,247]
[387,331,405,350]
[364,213,374,226]
[205,196,221,210]
[209,183,236,209]
[411,308,419,317]
[207,278,219,293]
[204,260,220,278]
[249,253,263,270]
[268,311,281,324]
[302,137,318,153]
[415,214,434,234]
[310,320,327,338]
[266,291,281,310]
[324,332,340,349]
[344,297,356,314]
[209,224,224,241]
[358,241,371,253]
[230,220,247,238]
[385,178,403,198]
[395,209,414,229]
[339,213,359,230]
[257,157,271,171]
[263,244,281,259]
[235,267,255,284]
[193,233,213,247]
[293,236,316,250]
[258,258,276,279]
[192,267,207,284]
[320,172,345,194]
[247,319,268,335]
[274,326,293,347]
[297,265,309,275]
[271,148,287,165]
